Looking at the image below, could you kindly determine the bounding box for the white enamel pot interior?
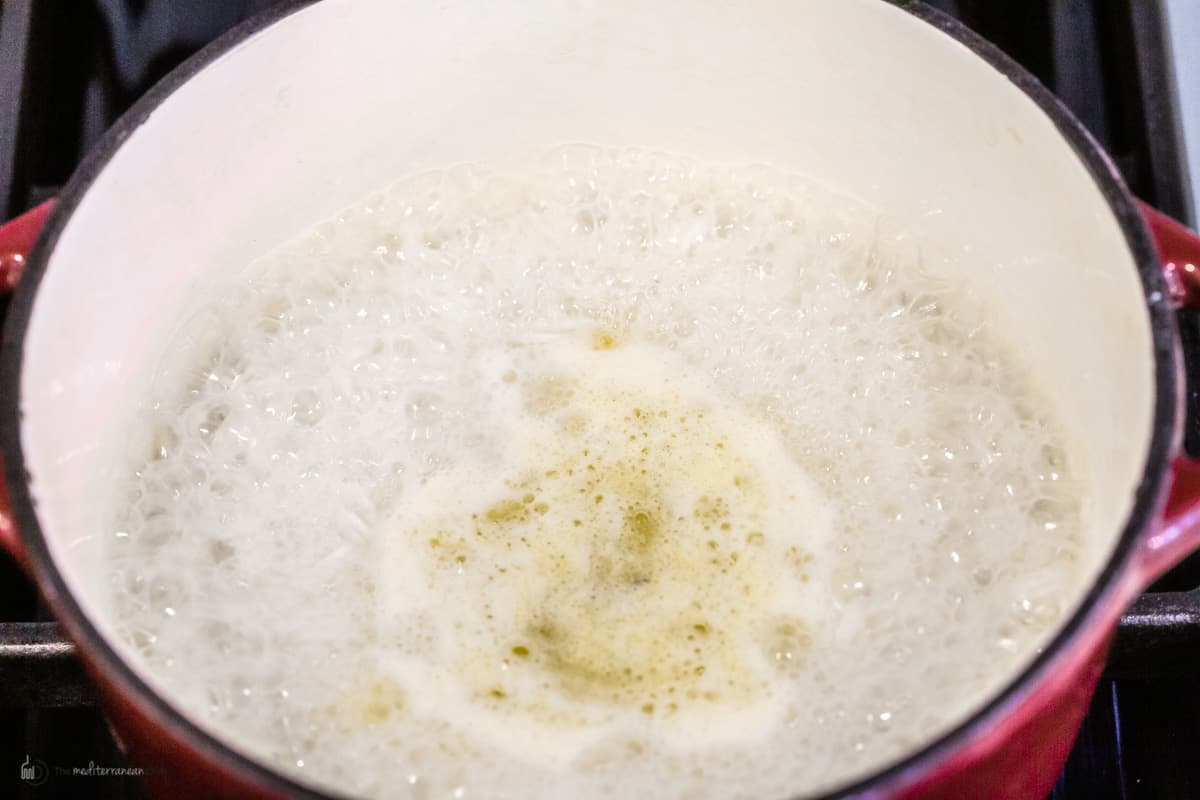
[0,0,1178,797]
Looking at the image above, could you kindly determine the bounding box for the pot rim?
[0,1,1177,798]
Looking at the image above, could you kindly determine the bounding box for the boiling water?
[106,146,1088,799]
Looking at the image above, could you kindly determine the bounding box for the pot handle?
[1138,201,1200,580]
[0,200,55,570]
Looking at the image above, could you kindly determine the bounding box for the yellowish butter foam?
[106,146,1087,799]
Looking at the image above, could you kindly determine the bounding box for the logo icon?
[20,755,48,786]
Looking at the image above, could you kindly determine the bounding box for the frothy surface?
[106,146,1087,799]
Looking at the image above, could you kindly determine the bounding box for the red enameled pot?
[3,1,1200,797]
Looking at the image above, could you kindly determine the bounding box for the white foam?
[105,146,1088,799]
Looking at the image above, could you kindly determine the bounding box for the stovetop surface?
[1,2,1198,799]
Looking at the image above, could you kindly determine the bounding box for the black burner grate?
[0,2,1197,799]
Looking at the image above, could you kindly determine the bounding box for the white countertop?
[1165,0,1199,225]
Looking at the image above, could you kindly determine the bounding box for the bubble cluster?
[106,146,1088,799]
[369,343,827,759]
